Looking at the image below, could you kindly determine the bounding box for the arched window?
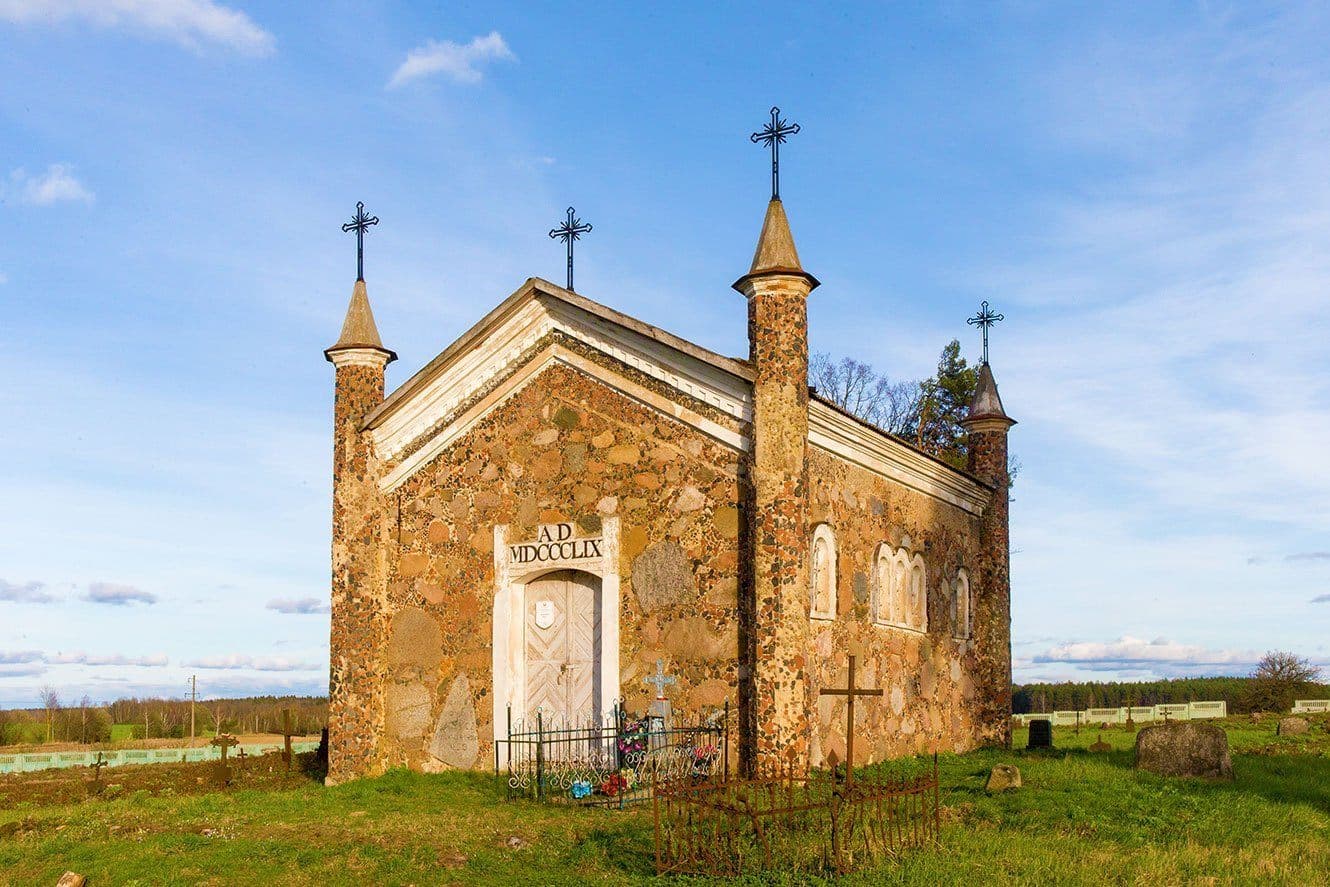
[909,556,927,632]
[809,524,837,620]
[892,550,909,626]
[871,544,892,624]
[952,568,971,639]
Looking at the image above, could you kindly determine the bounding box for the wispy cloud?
[388,30,515,88]
[266,597,328,615]
[1312,594,1330,604]
[0,650,43,664]
[48,651,168,666]
[0,579,57,603]
[1286,552,1330,563]
[1033,635,1259,677]
[0,0,275,55]
[184,654,319,671]
[84,581,156,606]
[10,164,93,205]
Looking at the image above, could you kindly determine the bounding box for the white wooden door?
[524,570,601,726]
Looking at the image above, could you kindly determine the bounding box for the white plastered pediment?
[366,280,753,492]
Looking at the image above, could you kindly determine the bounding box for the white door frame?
[491,517,620,740]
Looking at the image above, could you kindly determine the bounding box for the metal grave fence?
[498,702,728,807]
[653,756,941,877]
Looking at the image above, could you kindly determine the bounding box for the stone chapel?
[324,193,1015,784]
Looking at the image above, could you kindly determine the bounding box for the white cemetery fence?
[1012,701,1229,727]
[1291,699,1330,714]
[0,740,320,775]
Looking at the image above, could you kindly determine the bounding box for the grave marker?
[818,655,883,786]
[643,659,677,727]
[1027,719,1053,749]
[210,733,238,787]
[281,708,295,772]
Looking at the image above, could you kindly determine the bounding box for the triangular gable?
[364,279,754,490]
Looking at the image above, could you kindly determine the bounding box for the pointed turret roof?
[325,278,396,362]
[732,198,820,292]
[966,363,1014,425]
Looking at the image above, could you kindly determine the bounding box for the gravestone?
[1277,716,1310,736]
[1135,722,1232,780]
[1027,719,1053,749]
[1088,734,1111,753]
[985,763,1021,792]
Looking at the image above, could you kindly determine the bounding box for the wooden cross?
[819,655,882,786]
[90,752,105,784]
[341,201,379,281]
[548,206,592,292]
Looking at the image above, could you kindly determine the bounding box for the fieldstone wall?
[328,359,391,784]
[802,447,990,762]
[377,358,745,770]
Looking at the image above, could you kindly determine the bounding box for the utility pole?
[189,675,197,744]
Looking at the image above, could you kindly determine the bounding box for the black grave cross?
[210,733,239,786]
[341,201,380,281]
[750,106,801,200]
[548,207,592,292]
[967,300,1005,366]
[818,655,882,787]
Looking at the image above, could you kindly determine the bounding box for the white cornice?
[376,343,748,492]
[326,347,392,368]
[367,291,752,468]
[808,400,991,516]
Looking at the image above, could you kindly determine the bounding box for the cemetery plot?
[653,760,940,876]
[500,703,728,807]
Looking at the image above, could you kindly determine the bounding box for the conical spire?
[967,363,1013,424]
[326,278,395,362]
[733,198,819,293]
[750,198,802,274]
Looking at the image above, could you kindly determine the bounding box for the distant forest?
[0,694,328,746]
[1013,676,1330,714]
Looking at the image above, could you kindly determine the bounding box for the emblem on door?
[534,599,555,630]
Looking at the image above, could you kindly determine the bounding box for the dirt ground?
[0,751,324,809]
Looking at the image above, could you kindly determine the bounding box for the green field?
[1,719,1327,886]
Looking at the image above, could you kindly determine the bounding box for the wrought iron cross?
[967,300,1005,366]
[341,201,379,281]
[548,206,592,291]
[643,659,677,699]
[750,106,801,199]
[819,655,882,786]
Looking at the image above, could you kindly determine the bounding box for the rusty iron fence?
[653,755,941,876]
[497,702,729,808]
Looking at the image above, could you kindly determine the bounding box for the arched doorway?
[523,569,603,726]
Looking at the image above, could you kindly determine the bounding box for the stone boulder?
[1135,722,1232,780]
[985,763,1021,792]
[632,542,697,613]
[429,675,480,768]
[1277,716,1310,736]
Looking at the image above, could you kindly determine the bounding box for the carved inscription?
[509,522,603,565]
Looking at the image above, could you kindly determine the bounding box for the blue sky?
[1,1,1328,707]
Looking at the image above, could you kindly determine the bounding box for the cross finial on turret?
[548,206,592,291]
[750,106,801,200]
[341,201,379,281]
[967,300,1005,366]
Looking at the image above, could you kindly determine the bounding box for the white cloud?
[0,0,274,55]
[1312,594,1330,604]
[84,581,156,605]
[1033,635,1258,677]
[0,579,57,603]
[388,30,515,88]
[184,654,319,671]
[47,650,168,666]
[0,650,43,664]
[10,164,93,205]
[266,597,329,615]
[0,270,8,284]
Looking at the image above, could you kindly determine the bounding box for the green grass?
[2,720,1327,886]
